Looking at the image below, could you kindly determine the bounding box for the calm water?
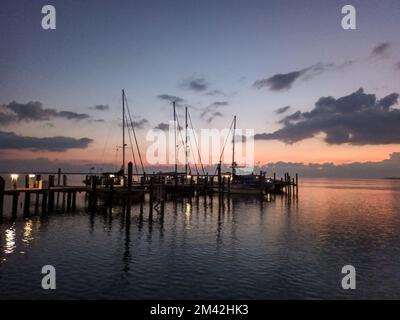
[1,178,400,299]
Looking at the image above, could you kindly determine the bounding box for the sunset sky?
[1,0,400,173]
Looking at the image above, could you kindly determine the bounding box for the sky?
[0,0,400,174]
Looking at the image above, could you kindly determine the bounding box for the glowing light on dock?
[10,174,18,189]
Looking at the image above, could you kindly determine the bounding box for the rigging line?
[219,118,235,163]
[175,113,189,170]
[186,133,198,175]
[126,119,139,174]
[188,111,205,175]
[124,94,145,174]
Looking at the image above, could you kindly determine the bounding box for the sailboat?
[100,89,145,188]
[213,116,284,195]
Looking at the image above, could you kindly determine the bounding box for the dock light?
[29,174,35,178]
[10,174,18,189]
[109,174,115,178]
[186,175,191,179]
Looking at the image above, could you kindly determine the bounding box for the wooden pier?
[0,162,298,218]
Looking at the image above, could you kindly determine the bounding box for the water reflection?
[22,219,34,245]
[4,224,16,254]
[6,179,400,299]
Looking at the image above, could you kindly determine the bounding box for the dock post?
[128,162,133,191]
[48,175,55,212]
[149,177,154,215]
[0,177,4,217]
[56,168,61,208]
[12,192,19,217]
[108,177,114,206]
[42,191,48,214]
[72,192,77,211]
[66,191,72,212]
[23,174,31,215]
[34,191,40,215]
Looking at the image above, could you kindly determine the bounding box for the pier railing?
[0,162,298,217]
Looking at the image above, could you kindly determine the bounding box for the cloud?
[200,101,229,123]
[206,89,225,97]
[275,106,291,114]
[157,94,185,107]
[0,101,90,125]
[254,70,305,91]
[153,122,182,131]
[57,111,90,120]
[253,61,354,91]
[154,122,170,131]
[255,88,400,145]
[89,104,109,111]
[259,152,400,178]
[371,42,391,56]
[180,77,209,92]
[395,62,400,70]
[0,131,93,151]
[125,117,149,129]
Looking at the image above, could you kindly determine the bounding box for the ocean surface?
[1,177,400,299]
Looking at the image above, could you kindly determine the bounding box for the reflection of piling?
[0,177,4,217]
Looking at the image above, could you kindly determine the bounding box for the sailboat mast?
[122,89,126,175]
[232,115,236,175]
[173,101,177,174]
[185,106,188,175]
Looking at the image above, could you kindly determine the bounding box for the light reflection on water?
[0,178,400,299]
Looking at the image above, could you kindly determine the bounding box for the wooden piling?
[48,175,55,212]
[42,191,48,214]
[72,192,77,211]
[128,162,133,191]
[23,175,30,215]
[66,192,72,212]
[12,193,19,217]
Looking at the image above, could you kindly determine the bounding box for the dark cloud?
[255,88,400,145]
[154,122,182,131]
[154,122,169,131]
[157,94,185,107]
[58,110,90,120]
[0,101,90,125]
[206,111,223,123]
[89,104,109,111]
[129,118,149,129]
[181,77,208,92]
[254,70,305,91]
[206,89,225,97]
[371,42,391,56]
[200,101,229,123]
[0,131,93,151]
[259,152,400,178]
[253,61,354,91]
[275,106,291,114]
